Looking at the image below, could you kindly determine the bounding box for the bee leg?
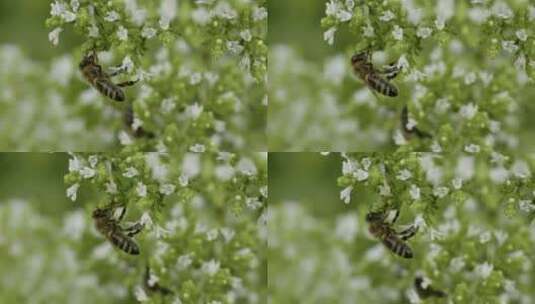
[380,62,401,80]
[398,224,419,240]
[116,206,126,222]
[117,79,139,87]
[124,222,144,237]
[107,66,126,77]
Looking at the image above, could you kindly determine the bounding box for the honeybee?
[144,265,173,296]
[92,204,144,255]
[414,276,447,298]
[366,209,418,258]
[401,105,431,139]
[79,50,138,102]
[351,50,401,97]
[124,103,155,139]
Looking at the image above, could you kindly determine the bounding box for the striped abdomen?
[107,230,140,255]
[94,78,125,102]
[382,233,412,258]
[365,73,398,97]
[370,225,413,258]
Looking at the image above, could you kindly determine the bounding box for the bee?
[366,209,418,258]
[92,204,144,255]
[351,50,401,97]
[401,105,431,139]
[79,50,138,102]
[144,265,173,296]
[124,103,155,139]
[414,276,447,298]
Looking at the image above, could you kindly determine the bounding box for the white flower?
[88,155,98,167]
[159,183,176,195]
[252,7,267,21]
[519,200,535,212]
[104,10,120,22]
[189,144,206,153]
[530,6,535,21]
[140,212,153,227]
[431,141,442,153]
[392,25,403,40]
[134,286,149,302]
[240,29,252,42]
[514,54,526,71]
[492,1,513,19]
[409,184,421,200]
[340,186,353,204]
[226,40,244,55]
[363,24,374,37]
[323,27,337,45]
[361,158,372,170]
[141,26,157,39]
[187,103,203,120]
[79,166,96,178]
[117,26,128,41]
[50,1,65,17]
[355,169,368,181]
[449,256,465,272]
[118,131,133,145]
[178,174,189,187]
[479,231,491,243]
[460,103,478,119]
[66,183,79,201]
[433,186,449,198]
[206,229,219,241]
[464,144,480,153]
[161,97,176,113]
[192,8,211,25]
[62,11,76,22]
[105,180,117,194]
[416,27,432,39]
[464,72,476,85]
[512,160,531,178]
[516,29,528,41]
[70,0,79,12]
[501,40,518,53]
[380,10,395,22]
[326,0,340,16]
[48,27,63,46]
[123,167,139,178]
[475,262,494,278]
[452,177,463,189]
[201,259,220,276]
[237,158,257,176]
[220,228,235,243]
[69,156,82,172]
[337,10,352,22]
[136,182,147,197]
[88,24,100,38]
[397,169,412,181]
[176,254,193,270]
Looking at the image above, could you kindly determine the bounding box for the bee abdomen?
[95,79,125,102]
[383,234,413,258]
[367,74,398,97]
[109,232,140,255]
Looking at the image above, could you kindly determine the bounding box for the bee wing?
[398,224,419,240]
[112,206,126,221]
[381,62,401,80]
[383,209,400,225]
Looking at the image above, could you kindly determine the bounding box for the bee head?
[92,207,109,218]
[351,52,369,65]
[365,211,384,223]
[79,53,96,69]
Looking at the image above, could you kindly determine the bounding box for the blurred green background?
[269,153,368,218]
[0,1,81,61]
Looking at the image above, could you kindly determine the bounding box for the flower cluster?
[63,151,267,303]
[5,0,268,152]
[268,0,535,152]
